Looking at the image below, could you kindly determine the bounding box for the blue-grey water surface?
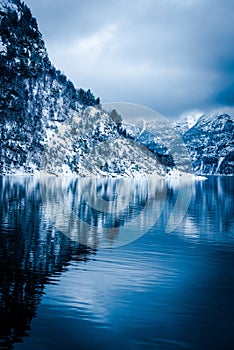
[0,176,233,350]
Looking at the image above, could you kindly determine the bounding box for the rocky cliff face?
[182,114,234,175]
[121,111,234,176]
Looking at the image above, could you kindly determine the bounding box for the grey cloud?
[25,0,234,119]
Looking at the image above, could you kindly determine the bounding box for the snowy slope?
[0,0,166,177]
[173,114,201,135]
[182,114,234,175]
[123,113,233,176]
[41,107,165,177]
[0,1,233,177]
[121,119,192,173]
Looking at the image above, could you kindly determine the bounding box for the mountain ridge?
[0,0,233,177]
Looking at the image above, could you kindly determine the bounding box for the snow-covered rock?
[122,112,233,176]
[182,113,234,175]
[41,107,166,177]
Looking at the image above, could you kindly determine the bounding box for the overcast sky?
[25,0,234,120]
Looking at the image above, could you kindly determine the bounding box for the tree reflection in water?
[0,175,166,348]
[0,177,94,349]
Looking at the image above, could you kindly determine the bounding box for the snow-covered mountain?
[0,0,166,177]
[173,114,201,135]
[0,0,233,177]
[121,119,191,173]
[41,107,167,177]
[181,113,233,175]
[124,113,233,176]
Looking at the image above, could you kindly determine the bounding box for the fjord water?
[0,176,233,350]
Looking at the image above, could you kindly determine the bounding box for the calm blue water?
[0,176,233,350]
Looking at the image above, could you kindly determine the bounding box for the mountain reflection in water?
[0,176,233,350]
